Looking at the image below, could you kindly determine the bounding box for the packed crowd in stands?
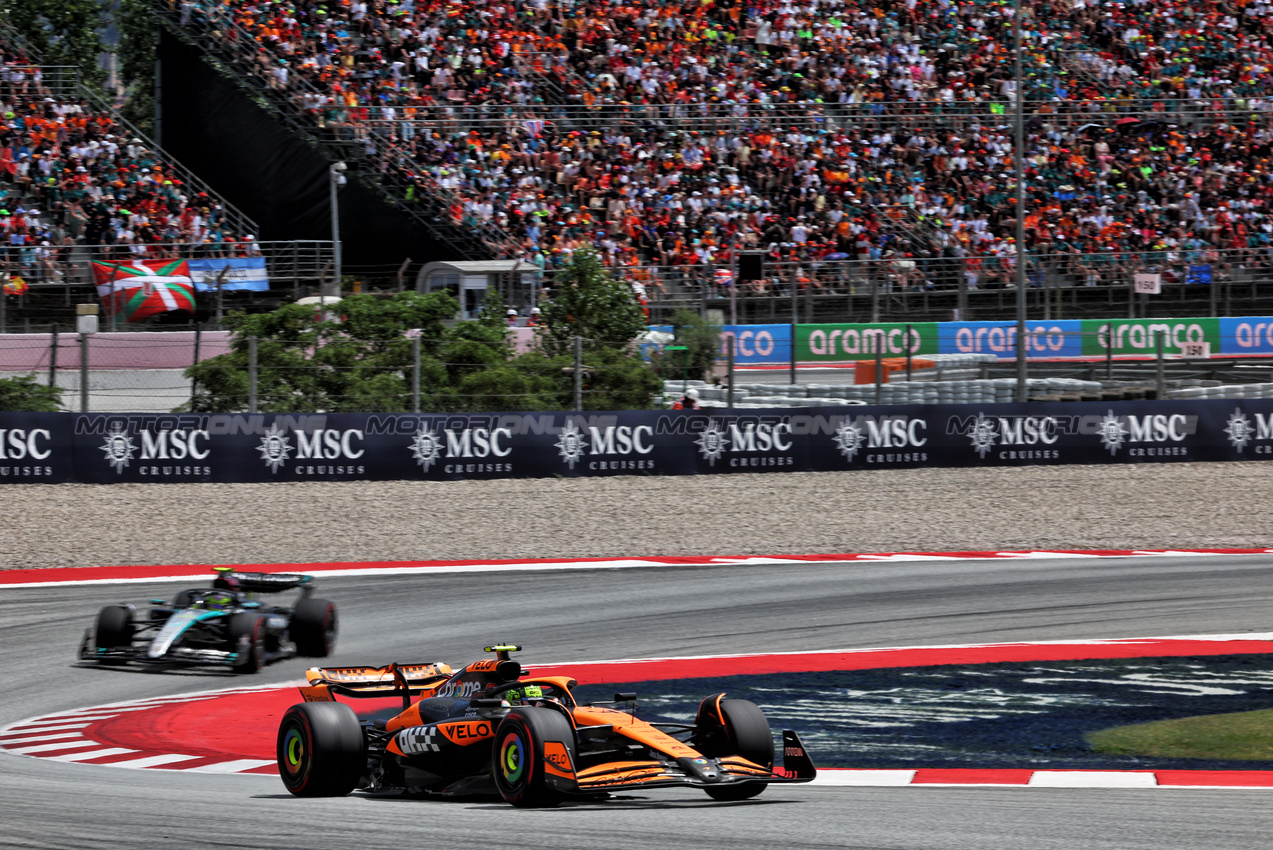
[179,0,1273,295]
[0,50,256,288]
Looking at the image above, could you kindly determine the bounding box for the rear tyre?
[695,699,774,802]
[491,707,576,808]
[228,612,265,673]
[277,702,365,797]
[93,605,133,665]
[290,598,338,657]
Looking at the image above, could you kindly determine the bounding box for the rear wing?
[228,571,314,594]
[301,662,454,707]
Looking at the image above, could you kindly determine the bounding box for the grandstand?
[132,0,1273,321]
[6,0,1273,324]
[0,20,335,327]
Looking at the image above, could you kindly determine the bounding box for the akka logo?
[1097,411,1191,455]
[397,726,440,755]
[100,425,208,472]
[259,427,364,471]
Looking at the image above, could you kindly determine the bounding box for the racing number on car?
[438,720,493,745]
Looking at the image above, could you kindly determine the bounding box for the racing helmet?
[504,684,544,705]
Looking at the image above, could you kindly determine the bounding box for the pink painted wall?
[0,332,234,371]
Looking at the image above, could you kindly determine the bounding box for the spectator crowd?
[0,50,257,289]
[173,0,1273,296]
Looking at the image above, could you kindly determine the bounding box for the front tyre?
[93,605,134,665]
[491,708,576,808]
[228,612,265,673]
[277,702,365,797]
[695,698,774,802]
[290,598,338,657]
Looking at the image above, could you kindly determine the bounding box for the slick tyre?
[492,707,576,808]
[290,598,338,657]
[696,699,774,802]
[228,613,266,674]
[277,702,365,797]
[93,605,133,665]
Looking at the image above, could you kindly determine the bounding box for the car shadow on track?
[250,792,798,810]
[71,661,243,678]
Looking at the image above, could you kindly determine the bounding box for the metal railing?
[1,240,335,319]
[608,247,1273,322]
[0,64,80,98]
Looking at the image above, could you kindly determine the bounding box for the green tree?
[185,292,458,413]
[116,0,157,134]
[667,308,722,380]
[5,0,110,91]
[535,249,648,356]
[0,374,63,412]
[532,248,661,409]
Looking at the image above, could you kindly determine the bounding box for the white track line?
[46,748,137,763]
[182,759,274,774]
[1028,771,1159,788]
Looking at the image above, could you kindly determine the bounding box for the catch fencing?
[9,317,1273,412]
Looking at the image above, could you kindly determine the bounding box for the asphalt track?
[4,554,1273,849]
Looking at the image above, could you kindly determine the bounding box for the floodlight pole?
[1013,0,1028,401]
[329,162,347,298]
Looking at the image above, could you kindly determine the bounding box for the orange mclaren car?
[277,644,816,806]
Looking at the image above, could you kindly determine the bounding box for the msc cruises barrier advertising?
[2,400,1272,483]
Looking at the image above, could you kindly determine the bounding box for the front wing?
[567,731,816,794]
[78,626,248,668]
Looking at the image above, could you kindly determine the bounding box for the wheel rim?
[498,730,526,786]
[282,725,307,779]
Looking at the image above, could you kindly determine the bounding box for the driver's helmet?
[203,592,236,610]
[504,684,545,705]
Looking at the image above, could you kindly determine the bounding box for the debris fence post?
[191,323,201,408]
[79,332,89,413]
[874,347,883,405]
[573,335,583,411]
[248,335,258,414]
[726,336,735,409]
[411,334,421,413]
[1156,330,1165,400]
[49,323,58,388]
